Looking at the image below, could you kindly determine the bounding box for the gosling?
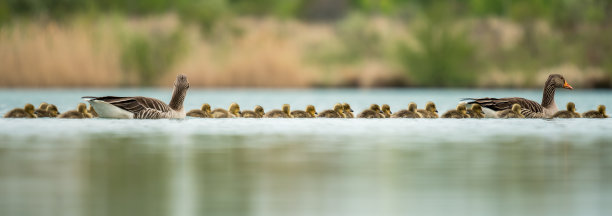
[442,104,470,118]
[381,104,392,118]
[211,103,241,118]
[467,104,485,119]
[242,105,265,118]
[35,103,60,117]
[552,102,581,118]
[88,104,98,118]
[291,105,317,118]
[318,103,345,118]
[4,103,37,118]
[497,104,525,118]
[582,105,608,118]
[343,103,354,118]
[187,103,212,118]
[392,102,421,118]
[34,102,48,115]
[58,103,92,119]
[357,104,384,118]
[417,101,438,118]
[264,104,292,118]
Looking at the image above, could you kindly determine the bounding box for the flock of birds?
[2,74,609,119]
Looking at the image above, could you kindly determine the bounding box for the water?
[1,88,611,216]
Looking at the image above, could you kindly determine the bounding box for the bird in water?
[4,103,37,118]
[58,103,92,119]
[264,104,292,118]
[417,101,438,118]
[467,104,485,119]
[442,104,470,118]
[582,105,608,118]
[241,105,265,118]
[552,102,580,118]
[318,103,345,118]
[358,104,384,118]
[187,103,212,118]
[291,105,317,118]
[392,102,421,118]
[497,104,525,118]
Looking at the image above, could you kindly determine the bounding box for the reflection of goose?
[552,102,580,118]
[58,103,92,119]
[417,102,438,118]
[343,103,354,118]
[467,104,485,119]
[291,105,317,118]
[582,105,608,118]
[381,104,392,118]
[318,103,344,118]
[442,104,470,119]
[264,104,292,118]
[212,103,241,118]
[4,103,37,118]
[497,104,525,118]
[83,74,189,119]
[187,103,212,118]
[466,74,573,118]
[392,102,421,118]
[242,105,265,118]
[358,104,384,118]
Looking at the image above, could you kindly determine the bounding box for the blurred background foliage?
[0,0,611,87]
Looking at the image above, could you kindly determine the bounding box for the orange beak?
[563,81,573,90]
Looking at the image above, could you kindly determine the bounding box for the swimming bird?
[417,101,438,118]
[318,103,345,118]
[343,103,354,118]
[4,103,37,118]
[83,74,189,119]
[465,74,573,118]
[291,105,317,118]
[187,103,212,118]
[264,104,292,118]
[212,103,241,118]
[467,104,485,119]
[357,104,384,118]
[58,103,92,119]
[35,103,60,117]
[34,102,48,114]
[552,102,580,118]
[582,105,608,118]
[88,104,98,117]
[392,102,421,118]
[241,105,265,118]
[381,104,392,118]
[442,104,470,118]
[497,104,525,118]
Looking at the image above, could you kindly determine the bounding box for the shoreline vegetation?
[1,1,611,88]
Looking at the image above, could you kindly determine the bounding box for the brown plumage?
[35,104,60,117]
[291,105,317,118]
[392,102,421,118]
[4,103,37,118]
[552,102,580,118]
[381,104,392,118]
[467,104,485,119]
[187,103,212,118]
[58,103,92,119]
[466,74,573,118]
[497,104,525,118]
[358,104,384,118]
[417,101,438,118]
[34,102,48,115]
[343,103,354,118]
[212,103,241,118]
[442,104,470,118]
[241,105,265,118]
[318,103,345,118]
[264,104,292,118]
[582,105,608,118]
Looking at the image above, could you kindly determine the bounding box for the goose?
[343,103,354,118]
[264,104,292,118]
[58,103,92,119]
[357,104,384,118]
[497,104,525,118]
[291,105,317,118]
[317,103,345,118]
[465,74,572,118]
[442,104,470,118]
[582,105,608,118]
[381,104,392,118]
[187,103,212,118]
[4,103,37,118]
[212,103,241,118]
[417,101,438,118]
[241,105,265,118]
[392,102,421,118]
[552,102,581,118]
[467,104,485,119]
[88,104,98,117]
[83,74,189,119]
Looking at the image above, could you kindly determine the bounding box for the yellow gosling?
[467,104,485,119]
[442,104,470,118]
[582,105,608,118]
[4,103,37,118]
[212,103,241,118]
[357,104,384,118]
[291,105,318,118]
[59,103,91,119]
[417,101,438,118]
[343,103,354,118]
[381,104,392,118]
[552,102,581,118]
[241,105,265,118]
[392,102,421,118]
[264,104,293,118]
[187,103,212,118]
[497,104,525,118]
[318,103,345,118]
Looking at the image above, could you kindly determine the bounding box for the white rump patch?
[86,99,134,119]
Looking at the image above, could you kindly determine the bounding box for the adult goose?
[83,74,189,119]
[465,74,573,118]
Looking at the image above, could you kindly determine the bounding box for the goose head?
[408,102,417,112]
[174,74,190,89]
[343,103,353,113]
[229,103,241,116]
[24,103,36,116]
[547,74,573,90]
[566,102,576,112]
[281,104,291,116]
[369,104,382,113]
[306,105,317,117]
[471,104,484,115]
[254,105,265,117]
[456,104,467,114]
[47,105,59,117]
[381,104,392,115]
[425,101,438,113]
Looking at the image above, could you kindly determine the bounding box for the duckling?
[417,101,438,118]
[35,103,60,117]
[4,103,37,118]
[442,104,470,118]
[552,102,581,118]
[34,102,48,114]
[582,105,608,118]
[187,103,212,118]
[381,104,392,118]
[241,105,265,118]
[45,105,60,117]
[497,104,525,118]
[467,104,485,119]
[212,103,241,118]
[291,105,317,118]
[357,104,384,118]
[264,104,292,118]
[58,103,92,119]
[318,103,345,118]
[343,103,354,118]
[392,102,421,118]
[88,104,99,117]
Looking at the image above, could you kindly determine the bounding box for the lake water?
[1,88,611,216]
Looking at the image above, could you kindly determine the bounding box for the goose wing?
[465,97,543,113]
[82,96,171,114]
